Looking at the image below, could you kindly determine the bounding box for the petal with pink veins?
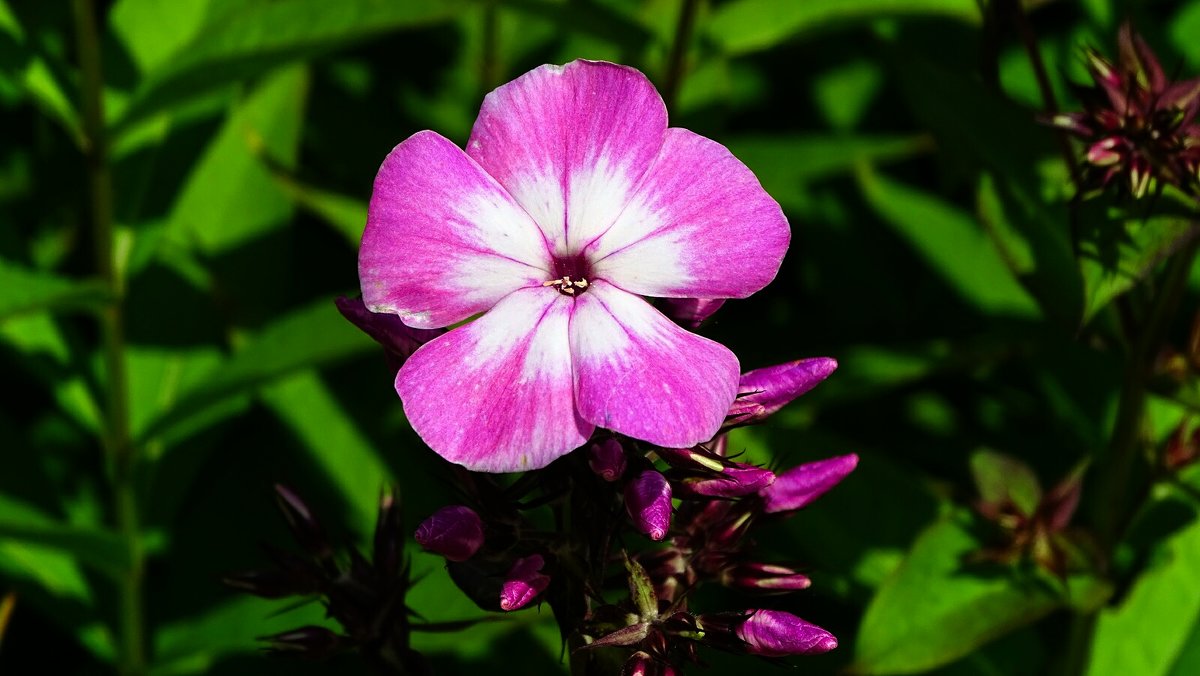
[396,287,591,471]
[587,128,789,299]
[570,280,739,447]
[466,60,668,256]
[360,131,552,329]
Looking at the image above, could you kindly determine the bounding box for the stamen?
[544,275,589,296]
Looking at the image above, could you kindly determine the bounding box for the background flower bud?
[500,554,550,611]
[588,438,627,481]
[736,609,838,656]
[760,454,858,514]
[414,505,485,562]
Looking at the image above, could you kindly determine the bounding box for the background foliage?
[2,0,1199,674]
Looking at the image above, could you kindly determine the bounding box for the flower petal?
[360,131,552,329]
[467,60,668,256]
[570,280,739,446]
[588,128,789,299]
[396,287,591,471]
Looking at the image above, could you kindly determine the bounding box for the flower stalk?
[73,1,144,673]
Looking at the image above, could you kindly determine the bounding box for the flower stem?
[661,0,699,112]
[1065,228,1200,676]
[72,1,145,674]
[1008,0,1079,186]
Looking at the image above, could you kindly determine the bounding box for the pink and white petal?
[466,60,668,256]
[587,128,789,299]
[396,287,591,471]
[570,281,738,446]
[360,131,553,329]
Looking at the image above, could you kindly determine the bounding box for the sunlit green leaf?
[162,66,308,254]
[0,259,109,323]
[0,314,102,433]
[261,371,391,531]
[852,517,1109,674]
[0,494,128,578]
[1078,217,1200,326]
[139,298,375,445]
[709,0,980,55]
[115,0,462,133]
[857,166,1040,317]
[1088,486,1200,676]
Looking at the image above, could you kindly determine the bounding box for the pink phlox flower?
[359,60,789,472]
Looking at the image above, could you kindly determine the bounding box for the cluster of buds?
[224,485,431,675]
[968,450,1092,579]
[341,294,856,673]
[1049,23,1200,198]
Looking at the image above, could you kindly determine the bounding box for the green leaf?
[0,3,83,145]
[1078,217,1200,326]
[126,346,223,443]
[151,596,330,676]
[1087,488,1200,676]
[970,450,1043,517]
[0,314,102,433]
[709,0,980,55]
[162,66,308,255]
[0,259,110,323]
[623,552,658,620]
[268,173,366,247]
[852,517,1108,674]
[977,172,1084,327]
[139,298,375,445]
[857,166,1040,317]
[261,371,392,531]
[114,0,461,133]
[0,494,128,578]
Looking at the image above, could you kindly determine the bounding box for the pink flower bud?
[588,438,627,482]
[736,609,838,656]
[759,454,858,514]
[676,463,776,498]
[625,470,672,541]
[414,505,484,562]
[334,296,443,371]
[622,651,680,676]
[721,562,812,591]
[499,554,550,611]
[728,358,838,425]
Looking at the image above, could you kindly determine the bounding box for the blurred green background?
[2,0,1200,674]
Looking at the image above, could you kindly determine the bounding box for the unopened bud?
[721,562,812,591]
[414,505,484,562]
[677,463,776,498]
[335,296,443,371]
[273,485,331,559]
[625,470,673,541]
[622,651,681,676]
[500,554,550,611]
[261,626,344,659]
[736,609,838,656]
[588,438,627,482]
[660,297,726,328]
[760,454,858,514]
[727,358,838,426]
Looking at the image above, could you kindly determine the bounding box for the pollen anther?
[544,275,589,296]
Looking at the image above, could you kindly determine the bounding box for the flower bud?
[760,454,858,514]
[728,358,838,426]
[261,626,344,658]
[676,463,775,498]
[334,296,443,371]
[273,484,332,559]
[588,438,627,482]
[414,505,485,562]
[736,609,837,656]
[622,651,681,676]
[626,470,673,541]
[660,297,726,328]
[373,487,403,576]
[720,562,812,591]
[500,554,550,611]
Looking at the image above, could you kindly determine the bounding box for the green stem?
[661,0,699,112]
[1065,229,1200,676]
[72,2,145,674]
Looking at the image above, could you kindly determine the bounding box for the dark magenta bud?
[335,296,443,371]
[261,626,345,659]
[759,454,858,514]
[273,484,332,559]
[660,297,725,328]
[676,463,776,498]
[728,358,838,425]
[720,562,812,591]
[626,470,673,541]
[500,554,550,611]
[588,438,627,482]
[736,609,837,656]
[414,505,484,562]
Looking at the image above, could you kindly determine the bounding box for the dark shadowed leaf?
[0,259,110,322]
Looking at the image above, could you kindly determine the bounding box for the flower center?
[544,254,592,296]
